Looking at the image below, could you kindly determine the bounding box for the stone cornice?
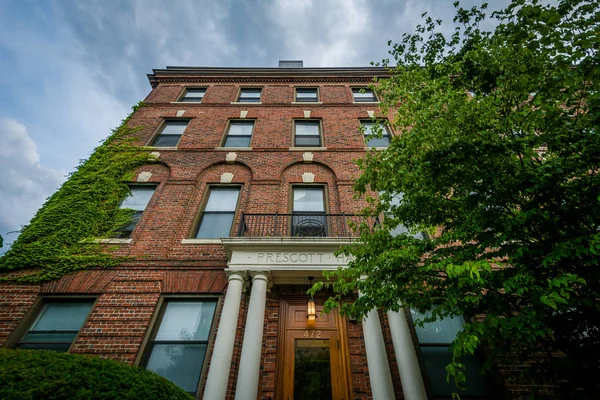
[148,66,391,88]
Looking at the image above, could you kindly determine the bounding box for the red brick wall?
[1,76,390,399]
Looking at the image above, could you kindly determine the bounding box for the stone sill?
[181,239,223,244]
[288,147,327,151]
[91,238,133,244]
[214,147,253,151]
[291,101,323,105]
[230,102,262,105]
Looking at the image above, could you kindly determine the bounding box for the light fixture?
[307,276,317,321]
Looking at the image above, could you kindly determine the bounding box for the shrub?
[0,349,194,400]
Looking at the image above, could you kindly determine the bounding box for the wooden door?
[278,300,351,400]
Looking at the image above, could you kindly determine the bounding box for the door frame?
[275,296,352,400]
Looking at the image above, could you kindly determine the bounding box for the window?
[386,192,427,239]
[410,309,489,398]
[195,187,240,238]
[179,88,206,102]
[295,88,318,102]
[294,120,322,147]
[292,186,327,237]
[116,185,156,238]
[352,87,377,102]
[144,300,217,395]
[223,120,254,147]
[361,120,391,148]
[237,88,262,103]
[17,300,94,352]
[151,120,188,147]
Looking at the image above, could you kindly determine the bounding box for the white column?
[363,308,396,399]
[203,271,246,400]
[387,308,427,400]
[234,271,269,400]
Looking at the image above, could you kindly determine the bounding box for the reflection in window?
[151,120,188,147]
[411,309,489,398]
[116,186,156,238]
[292,187,326,237]
[224,121,254,147]
[296,88,318,102]
[180,88,206,102]
[195,187,240,238]
[352,88,377,102]
[145,301,217,395]
[18,301,94,352]
[387,192,426,239]
[295,120,321,147]
[361,121,391,148]
[294,339,332,400]
[238,88,262,103]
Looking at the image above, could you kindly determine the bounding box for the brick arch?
[279,161,342,214]
[280,159,338,181]
[174,162,254,241]
[132,162,171,183]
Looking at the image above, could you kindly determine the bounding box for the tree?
[319,0,600,397]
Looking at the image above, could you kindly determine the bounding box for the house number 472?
[303,330,321,338]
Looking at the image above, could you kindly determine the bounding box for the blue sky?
[0,0,505,251]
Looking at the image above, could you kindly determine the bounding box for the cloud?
[0,119,64,252]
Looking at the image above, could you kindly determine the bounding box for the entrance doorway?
[277,298,352,400]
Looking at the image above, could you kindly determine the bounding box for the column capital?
[226,269,247,283]
[249,270,271,282]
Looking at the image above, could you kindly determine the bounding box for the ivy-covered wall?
[0,103,153,283]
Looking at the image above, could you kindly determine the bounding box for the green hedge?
[0,349,194,400]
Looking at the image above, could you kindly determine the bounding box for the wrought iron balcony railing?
[236,213,379,238]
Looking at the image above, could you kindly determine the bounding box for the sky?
[0,0,507,252]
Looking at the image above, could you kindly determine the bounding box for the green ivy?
[0,102,152,283]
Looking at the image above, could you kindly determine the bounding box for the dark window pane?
[22,332,77,343]
[156,302,216,341]
[224,136,251,147]
[295,136,321,147]
[18,343,72,352]
[421,347,488,397]
[152,134,181,147]
[196,213,235,238]
[32,303,93,331]
[146,344,207,393]
[294,339,332,400]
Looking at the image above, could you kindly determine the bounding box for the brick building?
[0,62,495,399]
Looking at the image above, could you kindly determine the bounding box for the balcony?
[236,213,378,238]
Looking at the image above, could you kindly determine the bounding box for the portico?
[201,237,426,400]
